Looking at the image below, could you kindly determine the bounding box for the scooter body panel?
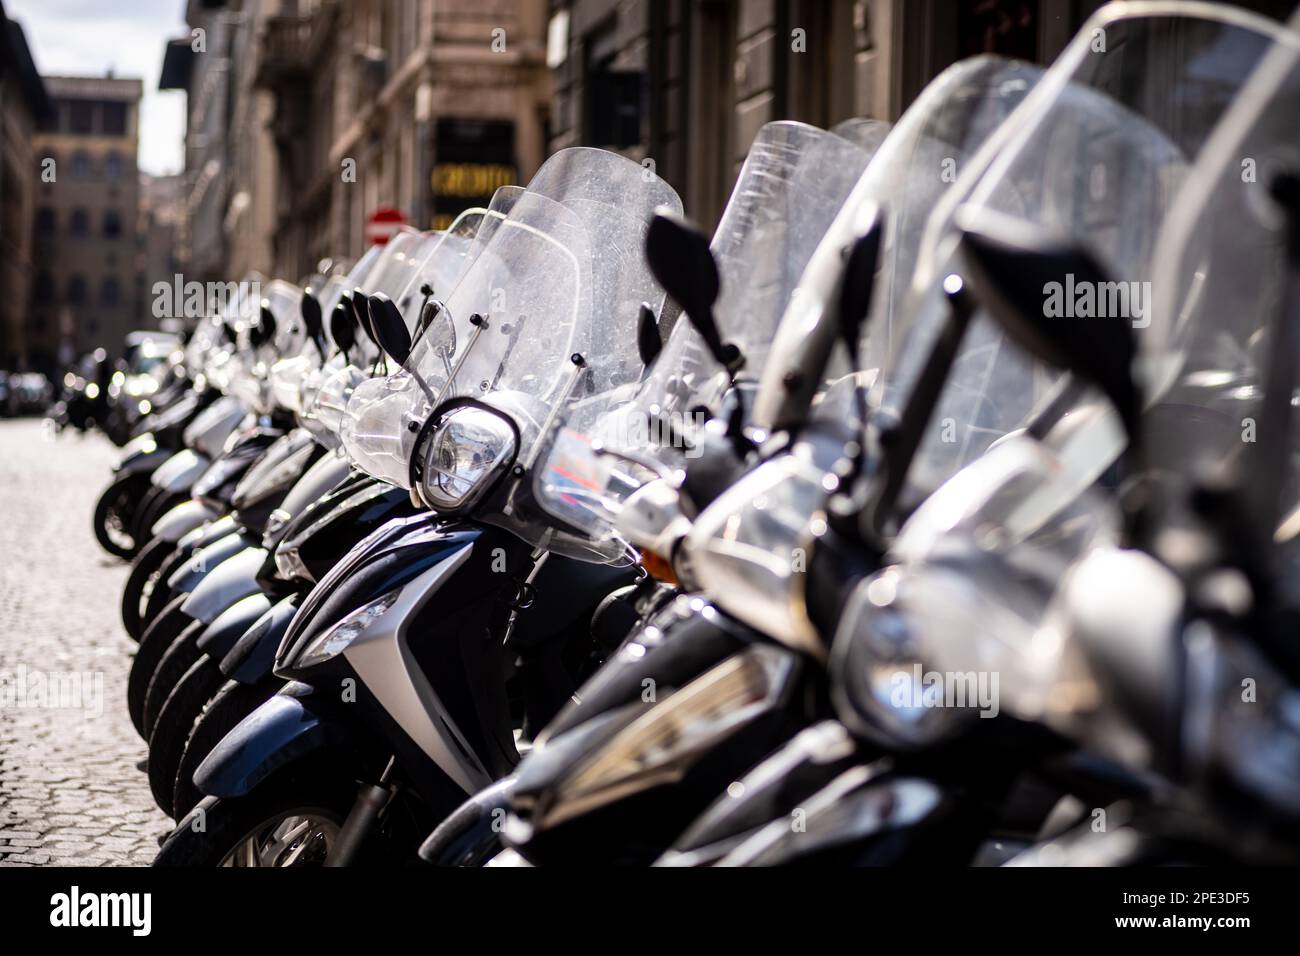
[262,454,356,548]
[419,775,518,866]
[222,594,300,684]
[178,545,267,624]
[193,683,365,798]
[195,591,273,660]
[186,395,248,460]
[151,499,220,544]
[272,519,522,803]
[151,449,210,494]
[113,434,169,476]
[167,527,251,593]
[177,513,238,554]
[191,429,283,508]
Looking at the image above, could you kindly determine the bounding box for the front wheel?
[155,770,358,867]
[122,535,177,641]
[93,472,150,559]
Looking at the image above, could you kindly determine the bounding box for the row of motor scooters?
[84,3,1300,865]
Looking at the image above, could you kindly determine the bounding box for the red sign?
[365,206,407,246]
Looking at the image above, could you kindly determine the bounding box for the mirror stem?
[867,279,977,540]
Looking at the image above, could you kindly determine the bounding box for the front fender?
[151,449,211,494]
[195,591,273,660]
[151,499,220,544]
[177,513,239,554]
[180,545,268,624]
[193,683,363,798]
[420,775,518,866]
[114,434,169,476]
[222,593,300,684]
[167,528,255,595]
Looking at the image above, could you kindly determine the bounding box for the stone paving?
[0,418,171,866]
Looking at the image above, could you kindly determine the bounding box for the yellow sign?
[431,163,516,199]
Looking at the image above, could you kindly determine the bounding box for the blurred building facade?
[163,0,550,284]
[29,75,143,371]
[139,173,188,328]
[0,6,50,371]
[162,0,279,285]
[159,0,1300,284]
[545,0,1120,228]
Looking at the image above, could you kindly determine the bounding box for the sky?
[6,0,188,176]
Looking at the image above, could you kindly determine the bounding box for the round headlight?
[414,404,518,511]
[829,566,977,750]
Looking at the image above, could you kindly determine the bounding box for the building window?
[34,273,55,304]
[105,151,123,180]
[67,99,94,134]
[71,151,92,178]
[104,210,122,238]
[101,278,120,306]
[36,207,56,236]
[583,48,643,149]
[70,209,89,236]
[67,276,87,305]
[101,101,128,136]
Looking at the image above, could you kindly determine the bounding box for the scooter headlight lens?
[521,645,796,830]
[283,590,400,672]
[416,406,517,511]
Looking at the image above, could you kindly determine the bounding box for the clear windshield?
[1142,17,1300,545]
[301,202,519,446]
[341,150,681,504]
[534,120,881,551]
[658,122,876,415]
[887,3,1285,503]
[340,192,595,486]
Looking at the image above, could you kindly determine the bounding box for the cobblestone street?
[0,419,170,865]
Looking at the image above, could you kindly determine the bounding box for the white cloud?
[7,0,188,176]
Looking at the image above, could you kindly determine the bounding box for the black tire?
[128,595,192,736]
[154,768,359,867]
[143,619,208,738]
[132,490,186,553]
[147,655,227,817]
[129,485,168,547]
[93,472,150,559]
[143,543,190,632]
[121,535,176,642]
[173,676,284,819]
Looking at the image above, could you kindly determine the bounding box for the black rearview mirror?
[301,290,325,353]
[349,287,378,348]
[645,212,741,372]
[329,300,356,359]
[838,212,884,368]
[955,206,1140,440]
[636,302,662,367]
[367,293,412,367]
[253,303,277,349]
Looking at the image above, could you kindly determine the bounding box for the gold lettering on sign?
[431,163,516,198]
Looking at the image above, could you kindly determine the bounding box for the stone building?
[29,75,143,370]
[162,0,550,284]
[0,6,51,371]
[161,0,279,285]
[255,0,550,280]
[544,0,1300,228]
[138,173,188,331]
[544,0,1121,229]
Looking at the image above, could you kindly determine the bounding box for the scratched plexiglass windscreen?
[532,121,880,555]
[885,4,1283,504]
[341,150,679,504]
